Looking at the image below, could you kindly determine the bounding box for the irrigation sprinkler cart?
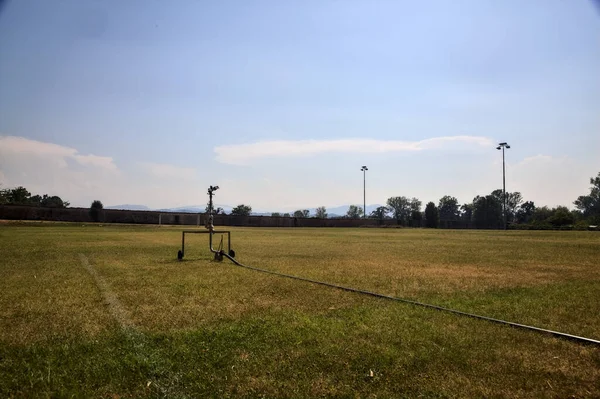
[176,185,236,261]
[177,229,235,261]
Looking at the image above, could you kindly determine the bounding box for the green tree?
[460,203,474,222]
[424,202,439,228]
[315,206,327,219]
[346,205,363,219]
[271,212,281,217]
[438,196,459,221]
[369,206,389,220]
[0,187,68,208]
[472,195,503,229]
[490,189,504,203]
[29,194,42,206]
[41,195,69,208]
[89,200,104,222]
[547,206,574,227]
[505,192,523,222]
[8,186,31,204]
[283,213,291,217]
[294,209,310,218]
[411,209,423,226]
[231,204,252,216]
[386,196,411,225]
[489,189,522,224]
[574,172,600,223]
[0,185,9,205]
[531,206,553,224]
[570,209,584,223]
[409,198,422,226]
[410,198,422,213]
[516,201,536,223]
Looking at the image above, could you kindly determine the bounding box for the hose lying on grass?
[218,252,600,346]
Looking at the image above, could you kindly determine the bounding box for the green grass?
[1,222,599,398]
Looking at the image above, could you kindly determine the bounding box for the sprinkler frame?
[177,185,235,261]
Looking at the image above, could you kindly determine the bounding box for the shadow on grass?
[1,308,597,398]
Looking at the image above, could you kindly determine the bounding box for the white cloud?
[0,135,122,206]
[2,135,593,211]
[137,162,196,180]
[214,135,493,165]
[0,136,118,171]
[0,135,212,208]
[74,154,118,171]
[0,136,74,156]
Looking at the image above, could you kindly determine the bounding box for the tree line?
[370,171,599,229]
[0,185,107,222]
[0,186,70,208]
[210,171,600,229]
[3,171,598,228]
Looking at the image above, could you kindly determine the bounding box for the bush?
[573,221,590,231]
[89,200,103,222]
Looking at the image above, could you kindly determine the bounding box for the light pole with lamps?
[361,166,368,219]
[496,142,510,229]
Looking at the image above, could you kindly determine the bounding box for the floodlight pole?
[496,143,510,230]
[361,166,368,218]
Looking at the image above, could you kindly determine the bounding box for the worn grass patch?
[0,224,599,397]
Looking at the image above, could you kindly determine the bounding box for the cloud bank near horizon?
[0,135,203,208]
[1,135,593,210]
[214,136,493,165]
[0,135,118,172]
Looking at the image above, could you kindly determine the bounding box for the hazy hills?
[106,204,385,218]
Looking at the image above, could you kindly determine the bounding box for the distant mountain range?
[106,204,385,218]
[106,204,230,213]
[105,204,151,211]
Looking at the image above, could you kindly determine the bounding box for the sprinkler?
[177,185,235,261]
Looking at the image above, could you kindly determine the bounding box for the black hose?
[221,253,600,346]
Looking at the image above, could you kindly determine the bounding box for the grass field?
[1,222,599,398]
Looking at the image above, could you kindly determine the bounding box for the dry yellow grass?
[0,223,599,398]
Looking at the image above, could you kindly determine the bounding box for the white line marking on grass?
[79,253,178,395]
[78,253,134,331]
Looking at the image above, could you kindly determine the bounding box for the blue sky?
[1,0,599,212]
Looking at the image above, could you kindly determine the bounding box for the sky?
[1,0,599,212]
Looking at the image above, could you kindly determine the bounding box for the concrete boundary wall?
[0,205,391,227]
[0,205,476,228]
